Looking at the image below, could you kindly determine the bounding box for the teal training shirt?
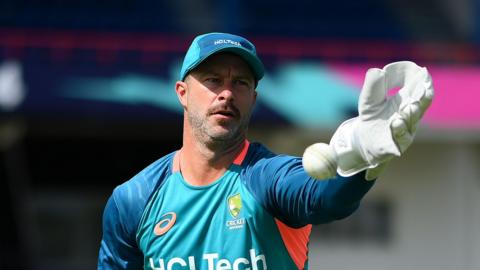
[98,141,374,270]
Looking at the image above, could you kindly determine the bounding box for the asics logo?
[154,212,177,236]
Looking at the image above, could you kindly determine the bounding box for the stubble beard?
[188,109,252,149]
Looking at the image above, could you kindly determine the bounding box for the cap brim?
[185,45,264,82]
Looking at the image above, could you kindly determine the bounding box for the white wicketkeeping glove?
[330,61,434,180]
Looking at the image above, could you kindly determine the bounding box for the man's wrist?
[365,161,391,180]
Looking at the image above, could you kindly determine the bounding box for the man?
[98,32,433,269]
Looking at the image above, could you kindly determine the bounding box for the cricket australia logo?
[226,193,245,230]
[228,193,242,218]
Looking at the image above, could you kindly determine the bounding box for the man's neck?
[179,133,246,186]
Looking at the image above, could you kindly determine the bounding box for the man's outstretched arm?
[242,148,374,228]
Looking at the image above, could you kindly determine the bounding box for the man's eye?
[235,79,251,87]
[206,78,220,83]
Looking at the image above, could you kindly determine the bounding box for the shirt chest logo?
[154,212,177,236]
[228,193,242,218]
[226,193,245,230]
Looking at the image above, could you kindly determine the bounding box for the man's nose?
[218,82,234,102]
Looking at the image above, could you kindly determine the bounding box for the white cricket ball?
[302,143,338,180]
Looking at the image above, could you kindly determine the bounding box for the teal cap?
[179,32,265,82]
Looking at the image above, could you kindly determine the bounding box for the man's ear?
[175,81,188,108]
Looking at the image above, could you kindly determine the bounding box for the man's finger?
[384,61,422,90]
[359,68,387,118]
[400,67,428,100]
[390,116,413,153]
[424,71,434,99]
[400,103,422,133]
[418,71,434,116]
[391,116,408,139]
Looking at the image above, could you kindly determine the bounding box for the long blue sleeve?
[98,191,144,269]
[242,143,375,228]
[98,152,175,270]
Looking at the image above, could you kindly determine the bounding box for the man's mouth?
[213,110,236,117]
[209,106,239,119]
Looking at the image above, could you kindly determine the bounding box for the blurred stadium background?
[1,0,479,269]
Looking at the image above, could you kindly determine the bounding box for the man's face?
[178,53,257,143]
